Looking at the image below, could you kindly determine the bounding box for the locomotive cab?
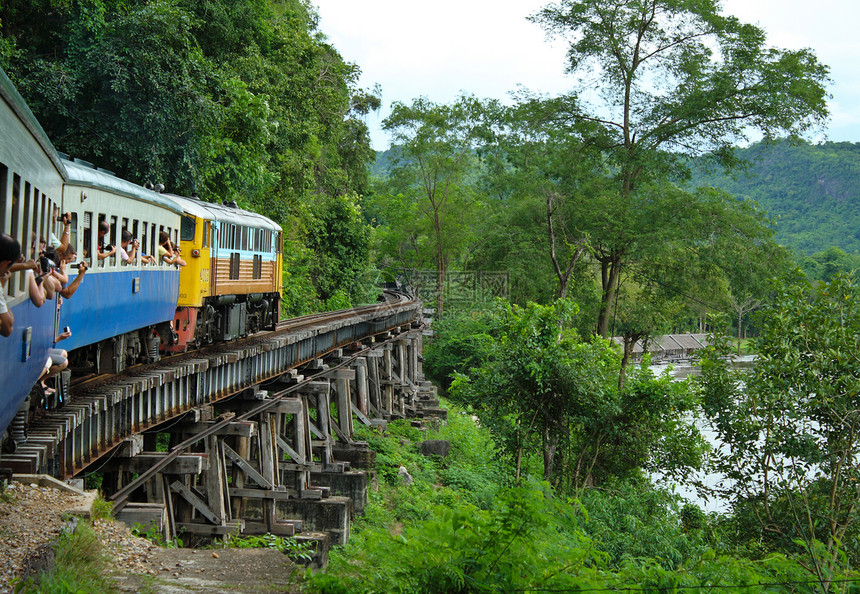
[165,195,282,351]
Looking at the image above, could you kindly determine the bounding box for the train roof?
[166,194,281,232]
[0,67,69,177]
[61,157,183,214]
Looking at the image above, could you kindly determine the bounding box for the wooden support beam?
[228,487,296,500]
[168,421,258,437]
[170,480,222,525]
[102,453,208,474]
[276,434,305,465]
[351,402,373,427]
[222,443,272,489]
[227,399,303,415]
[175,520,244,536]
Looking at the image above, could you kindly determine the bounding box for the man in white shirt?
[0,233,22,337]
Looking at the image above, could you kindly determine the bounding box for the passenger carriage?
[0,68,67,440]
[58,157,183,375]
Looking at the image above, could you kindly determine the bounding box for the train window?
[253,254,262,279]
[276,231,282,254]
[202,221,210,248]
[38,193,47,253]
[82,212,93,266]
[230,252,240,279]
[68,213,78,258]
[22,183,33,261]
[181,216,195,241]
[0,164,7,233]
[109,215,118,267]
[8,175,21,296]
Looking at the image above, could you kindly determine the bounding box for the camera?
[71,262,88,270]
[56,212,71,224]
[39,255,51,274]
[63,326,71,335]
[104,243,114,252]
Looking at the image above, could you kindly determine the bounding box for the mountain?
[688,140,860,255]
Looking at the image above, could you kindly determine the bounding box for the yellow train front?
[165,195,282,351]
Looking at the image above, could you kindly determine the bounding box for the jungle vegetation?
[3,0,860,590]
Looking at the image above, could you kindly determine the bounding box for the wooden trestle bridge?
[0,293,439,563]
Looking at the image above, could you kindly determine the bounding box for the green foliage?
[699,274,860,574]
[423,308,498,390]
[800,246,860,282]
[370,95,491,315]
[131,522,183,548]
[0,0,380,310]
[445,299,705,490]
[90,494,113,521]
[220,532,314,562]
[309,410,846,593]
[577,480,714,570]
[14,522,116,593]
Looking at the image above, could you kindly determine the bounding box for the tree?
[699,274,860,581]
[1,0,380,311]
[531,0,830,337]
[448,300,704,491]
[379,95,488,316]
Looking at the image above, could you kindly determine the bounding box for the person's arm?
[9,260,39,274]
[56,215,71,257]
[28,271,46,308]
[0,309,12,337]
[55,329,72,342]
[97,246,116,261]
[59,262,87,299]
[51,263,69,285]
[126,242,137,262]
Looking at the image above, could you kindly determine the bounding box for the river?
[649,355,757,513]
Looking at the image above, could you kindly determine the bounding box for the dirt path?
[112,547,305,593]
[0,478,306,593]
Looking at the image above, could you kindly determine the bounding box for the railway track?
[69,290,411,393]
[0,292,423,481]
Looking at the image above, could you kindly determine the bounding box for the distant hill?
[689,140,860,255]
[374,140,860,256]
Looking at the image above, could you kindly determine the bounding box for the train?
[0,66,283,450]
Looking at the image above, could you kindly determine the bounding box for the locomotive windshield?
[180,215,196,241]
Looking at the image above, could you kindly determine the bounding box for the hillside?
[689,140,860,255]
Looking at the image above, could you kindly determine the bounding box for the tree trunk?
[597,256,621,337]
[542,427,561,482]
[434,210,444,317]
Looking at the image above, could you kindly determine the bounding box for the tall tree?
[380,95,488,316]
[531,0,830,337]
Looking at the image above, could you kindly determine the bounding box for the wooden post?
[354,359,369,416]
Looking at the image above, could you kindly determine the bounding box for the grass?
[14,522,116,593]
[91,494,113,520]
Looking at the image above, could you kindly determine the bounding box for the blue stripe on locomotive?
[58,267,180,352]
[0,294,57,439]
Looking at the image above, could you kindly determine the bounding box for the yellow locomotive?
[166,194,282,350]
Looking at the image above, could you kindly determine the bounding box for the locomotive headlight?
[191,249,200,258]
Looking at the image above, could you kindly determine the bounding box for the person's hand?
[56,330,71,341]
[25,259,39,272]
[78,261,88,274]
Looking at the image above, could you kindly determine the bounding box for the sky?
[312,0,860,151]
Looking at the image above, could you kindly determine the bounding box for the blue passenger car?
[58,158,183,374]
[0,68,68,440]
